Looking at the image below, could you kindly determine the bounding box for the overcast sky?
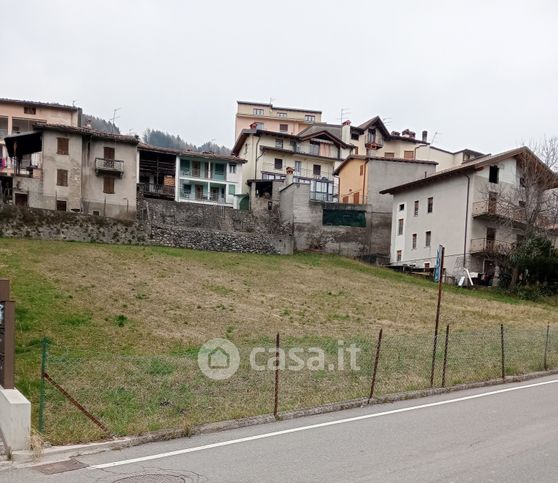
[2,0,557,153]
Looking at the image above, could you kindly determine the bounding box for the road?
[2,375,558,482]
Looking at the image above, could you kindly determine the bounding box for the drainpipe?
[463,174,471,269]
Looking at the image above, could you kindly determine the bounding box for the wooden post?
[544,324,550,371]
[0,279,16,389]
[500,324,505,381]
[430,246,445,388]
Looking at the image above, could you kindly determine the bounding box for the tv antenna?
[110,108,121,134]
[338,108,351,123]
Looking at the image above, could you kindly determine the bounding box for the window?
[342,196,349,203]
[425,231,431,247]
[396,250,402,262]
[277,112,287,118]
[104,146,115,160]
[275,138,284,149]
[279,123,289,132]
[412,233,417,249]
[351,133,359,141]
[274,158,283,170]
[519,177,526,187]
[229,163,237,174]
[57,137,69,155]
[354,192,360,204]
[384,152,395,159]
[92,210,100,216]
[427,197,433,213]
[255,122,264,130]
[367,129,376,144]
[489,165,499,184]
[360,165,364,176]
[414,200,419,216]
[398,218,404,235]
[404,150,415,160]
[229,184,236,195]
[56,169,68,187]
[24,106,36,115]
[294,160,301,174]
[313,164,321,176]
[399,203,405,211]
[309,142,320,155]
[519,200,526,208]
[253,108,264,116]
[56,200,67,211]
[424,262,430,269]
[305,114,315,123]
[103,176,115,194]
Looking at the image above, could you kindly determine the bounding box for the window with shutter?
[103,176,115,194]
[57,138,69,155]
[56,169,68,187]
[104,147,115,160]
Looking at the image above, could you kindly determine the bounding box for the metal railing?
[271,145,341,160]
[95,158,124,175]
[261,162,334,180]
[469,238,513,254]
[180,168,226,181]
[472,200,525,222]
[179,190,230,204]
[142,183,175,197]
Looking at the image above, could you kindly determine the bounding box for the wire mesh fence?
[22,324,558,445]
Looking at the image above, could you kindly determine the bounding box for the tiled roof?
[35,123,139,144]
[138,142,246,163]
[0,97,80,111]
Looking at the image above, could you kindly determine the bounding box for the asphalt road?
[3,375,558,482]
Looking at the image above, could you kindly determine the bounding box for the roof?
[334,155,438,175]
[379,146,555,195]
[34,123,139,144]
[139,142,246,163]
[358,116,430,144]
[0,97,80,111]
[231,126,350,156]
[297,122,343,140]
[261,146,338,163]
[236,100,322,114]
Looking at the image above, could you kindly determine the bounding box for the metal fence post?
[544,324,550,371]
[38,337,48,433]
[273,332,280,419]
[441,324,450,388]
[430,245,445,388]
[500,324,505,381]
[368,328,383,403]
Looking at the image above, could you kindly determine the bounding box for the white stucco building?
[380,147,558,283]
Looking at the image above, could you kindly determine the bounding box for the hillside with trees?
[143,128,230,154]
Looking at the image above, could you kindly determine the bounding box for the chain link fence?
[18,324,558,445]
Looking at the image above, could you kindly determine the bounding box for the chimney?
[85,119,92,129]
[409,131,416,139]
[402,129,410,137]
[341,120,351,144]
[286,166,295,186]
[422,130,428,142]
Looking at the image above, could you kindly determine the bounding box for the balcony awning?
[5,131,42,157]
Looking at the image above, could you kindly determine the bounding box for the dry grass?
[1,239,556,444]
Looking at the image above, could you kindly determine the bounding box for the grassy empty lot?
[1,239,557,444]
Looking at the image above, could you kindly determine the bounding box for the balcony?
[180,167,226,182]
[472,199,525,223]
[262,144,341,160]
[179,190,230,205]
[142,183,175,199]
[261,162,334,181]
[469,238,512,255]
[95,158,124,177]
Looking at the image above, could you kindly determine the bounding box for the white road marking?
[90,378,558,469]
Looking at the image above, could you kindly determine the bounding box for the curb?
[6,368,558,468]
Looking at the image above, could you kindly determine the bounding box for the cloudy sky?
[2,0,557,153]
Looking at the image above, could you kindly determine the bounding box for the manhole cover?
[115,475,191,483]
[35,459,88,475]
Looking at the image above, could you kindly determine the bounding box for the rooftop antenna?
[431,131,440,145]
[269,97,276,106]
[72,99,77,107]
[110,108,121,134]
[338,108,351,123]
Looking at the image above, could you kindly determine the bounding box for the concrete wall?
[0,388,31,452]
[279,182,389,258]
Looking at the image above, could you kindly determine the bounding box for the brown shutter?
[104,147,115,160]
[103,176,115,194]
